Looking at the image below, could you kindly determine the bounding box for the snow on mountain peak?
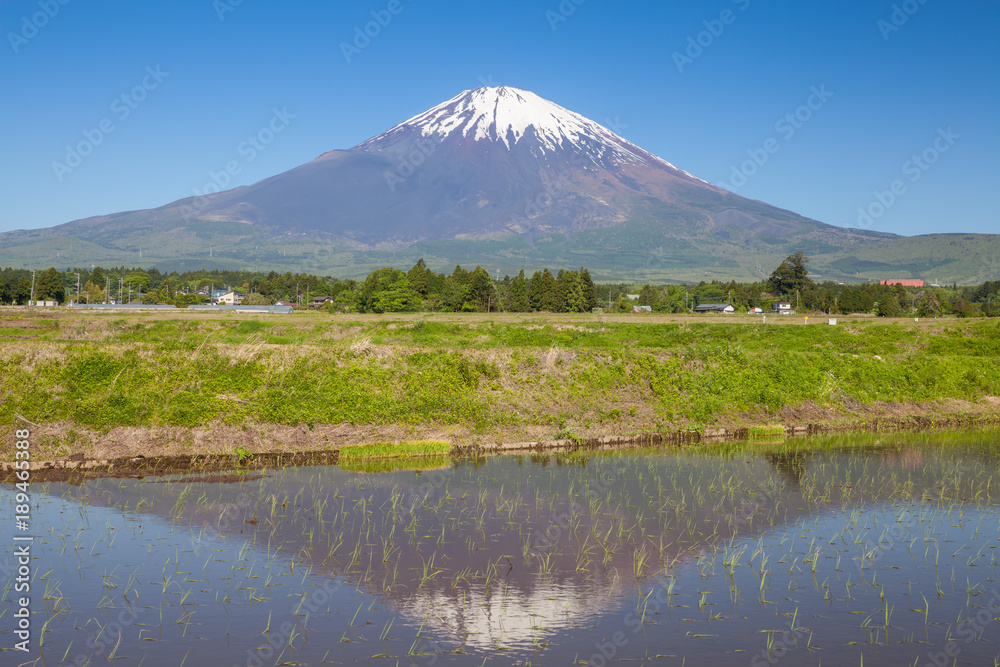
[353,86,701,179]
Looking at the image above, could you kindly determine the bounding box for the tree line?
[1,254,997,317]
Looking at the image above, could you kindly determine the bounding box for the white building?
[771,301,794,315]
[218,291,243,305]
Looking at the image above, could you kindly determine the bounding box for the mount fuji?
[2,86,993,282]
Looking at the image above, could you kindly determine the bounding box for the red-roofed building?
[880,279,924,288]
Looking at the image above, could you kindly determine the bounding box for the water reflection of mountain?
[49,437,1000,650]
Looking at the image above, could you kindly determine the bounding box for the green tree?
[359,268,420,313]
[507,270,531,312]
[124,271,151,293]
[563,272,589,313]
[878,296,903,317]
[407,259,430,297]
[373,283,420,313]
[465,266,495,312]
[35,267,65,303]
[552,270,569,312]
[535,269,557,311]
[613,296,632,313]
[768,252,813,295]
[580,268,597,310]
[173,293,209,308]
[952,297,977,318]
[638,284,660,310]
[242,293,271,305]
[13,277,32,305]
[91,266,106,289]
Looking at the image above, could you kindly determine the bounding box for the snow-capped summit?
[353,86,696,177]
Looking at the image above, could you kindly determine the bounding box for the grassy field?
[1,308,999,462]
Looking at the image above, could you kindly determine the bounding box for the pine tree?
[553,269,569,313]
[564,273,588,312]
[407,259,429,296]
[580,267,597,310]
[537,269,557,311]
[465,266,495,311]
[529,270,544,310]
[508,270,531,312]
[638,284,660,310]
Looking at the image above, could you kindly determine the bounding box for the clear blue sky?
[1,0,997,236]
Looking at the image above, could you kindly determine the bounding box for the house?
[310,295,333,307]
[632,305,653,314]
[880,279,924,288]
[217,291,244,305]
[771,301,794,315]
[694,303,735,314]
[626,294,640,301]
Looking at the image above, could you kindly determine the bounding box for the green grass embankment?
[1,312,999,460]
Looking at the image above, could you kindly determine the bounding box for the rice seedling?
[12,427,1000,666]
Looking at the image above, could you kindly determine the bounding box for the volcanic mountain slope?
[2,85,992,282]
[174,85,834,247]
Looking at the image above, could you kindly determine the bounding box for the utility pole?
[30,270,36,307]
[75,273,81,305]
[105,276,110,304]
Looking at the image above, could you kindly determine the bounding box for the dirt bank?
[4,399,999,483]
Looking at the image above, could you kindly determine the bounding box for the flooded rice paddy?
[3,430,1000,666]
